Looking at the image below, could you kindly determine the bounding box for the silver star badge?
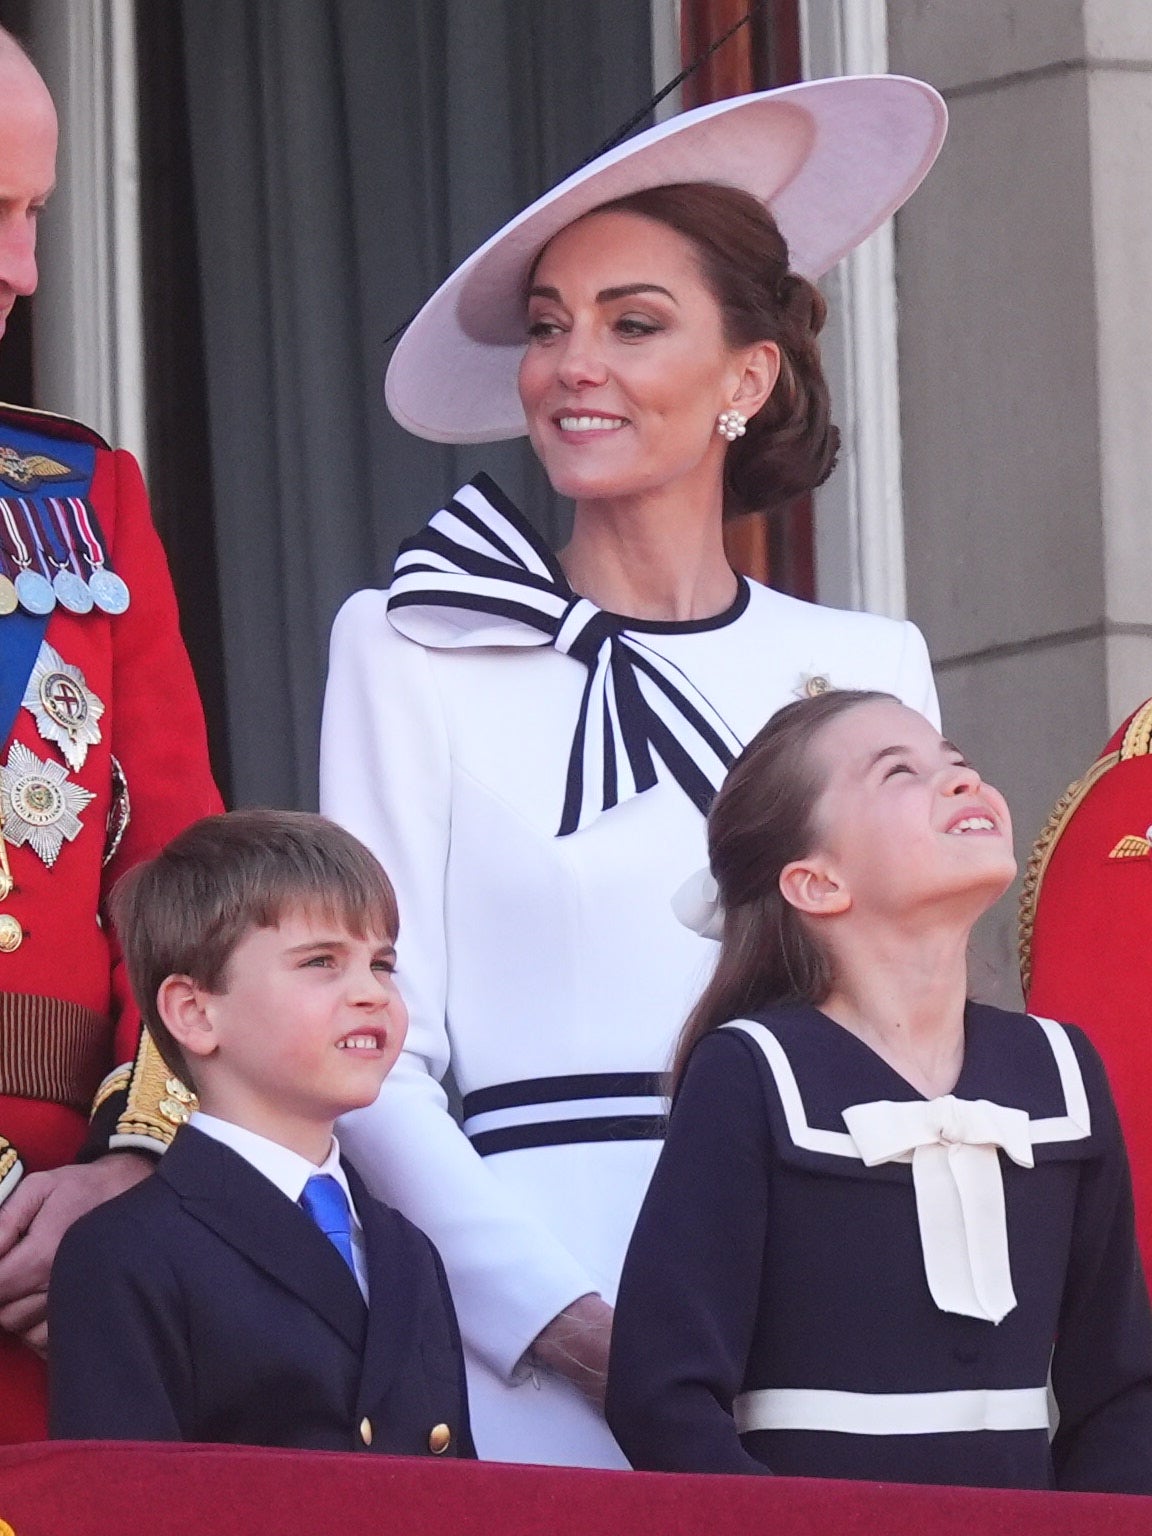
[0,741,95,867]
[21,642,104,771]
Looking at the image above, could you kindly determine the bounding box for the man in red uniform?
[1023,699,1152,1284]
[0,26,221,1439]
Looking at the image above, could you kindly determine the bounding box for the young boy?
[47,809,473,1457]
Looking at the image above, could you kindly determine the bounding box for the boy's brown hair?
[110,809,399,1088]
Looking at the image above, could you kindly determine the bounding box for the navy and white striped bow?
[387,474,744,836]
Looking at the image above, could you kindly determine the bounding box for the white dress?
[319,478,940,1467]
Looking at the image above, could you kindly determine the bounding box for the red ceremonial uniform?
[1023,699,1152,1285]
[0,402,221,1442]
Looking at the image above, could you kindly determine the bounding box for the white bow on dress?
[842,1094,1034,1324]
[386,475,744,835]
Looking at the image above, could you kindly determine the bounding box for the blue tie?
[299,1173,357,1278]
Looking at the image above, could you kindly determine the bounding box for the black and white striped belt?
[461,1072,668,1156]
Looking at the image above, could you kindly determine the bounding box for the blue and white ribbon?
[387,474,743,836]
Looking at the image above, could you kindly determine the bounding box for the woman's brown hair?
[591,182,840,517]
[671,689,894,1090]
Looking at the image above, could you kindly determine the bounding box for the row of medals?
[0,559,130,618]
[0,497,131,946]
[0,497,130,617]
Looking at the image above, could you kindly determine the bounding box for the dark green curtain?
[177,0,654,808]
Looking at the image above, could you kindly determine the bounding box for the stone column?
[30,0,147,465]
[888,1,1152,1001]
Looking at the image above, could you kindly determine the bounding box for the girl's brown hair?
[671,689,894,1090]
[589,182,839,517]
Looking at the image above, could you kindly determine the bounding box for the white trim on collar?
[723,1013,1091,1157]
[723,1013,1091,1324]
[725,1019,856,1156]
[1029,1016,1092,1141]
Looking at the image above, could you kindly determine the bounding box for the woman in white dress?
[320,76,947,1468]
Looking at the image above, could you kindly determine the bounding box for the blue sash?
[0,422,97,747]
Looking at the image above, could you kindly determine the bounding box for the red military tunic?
[1023,699,1152,1284]
[0,402,221,1441]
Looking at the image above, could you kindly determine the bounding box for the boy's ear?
[779,857,851,918]
[156,975,220,1060]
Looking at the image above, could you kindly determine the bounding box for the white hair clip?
[672,867,725,941]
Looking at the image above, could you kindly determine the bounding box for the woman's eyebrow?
[596,283,677,304]
[525,283,678,304]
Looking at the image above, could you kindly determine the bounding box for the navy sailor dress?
[606,1002,1152,1491]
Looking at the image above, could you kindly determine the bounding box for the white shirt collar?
[190,1110,362,1230]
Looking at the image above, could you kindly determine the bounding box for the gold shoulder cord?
[1120,699,1152,762]
[111,1029,197,1153]
[1018,699,1152,990]
[1026,703,1152,989]
[1018,751,1120,995]
[90,1062,131,1116]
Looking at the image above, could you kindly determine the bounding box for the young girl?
[605,690,1152,1492]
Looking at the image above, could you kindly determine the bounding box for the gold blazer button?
[359,1416,373,1446]
[0,914,24,952]
[428,1422,451,1455]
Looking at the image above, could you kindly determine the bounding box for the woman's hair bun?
[778,270,826,341]
[595,182,839,516]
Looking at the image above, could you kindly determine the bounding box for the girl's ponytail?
[672,689,893,1091]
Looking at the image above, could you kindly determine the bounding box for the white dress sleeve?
[320,590,597,1380]
[896,620,941,730]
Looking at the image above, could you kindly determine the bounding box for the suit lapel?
[160,1127,367,1354]
[348,1161,420,1409]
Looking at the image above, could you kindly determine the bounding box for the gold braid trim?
[0,1137,24,1208]
[1121,699,1152,761]
[90,1063,132,1118]
[111,1030,197,1152]
[1018,750,1119,995]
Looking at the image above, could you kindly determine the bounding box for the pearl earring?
[716,409,747,442]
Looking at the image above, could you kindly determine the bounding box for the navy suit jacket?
[48,1126,474,1456]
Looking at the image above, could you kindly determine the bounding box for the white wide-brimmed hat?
[386,74,946,445]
